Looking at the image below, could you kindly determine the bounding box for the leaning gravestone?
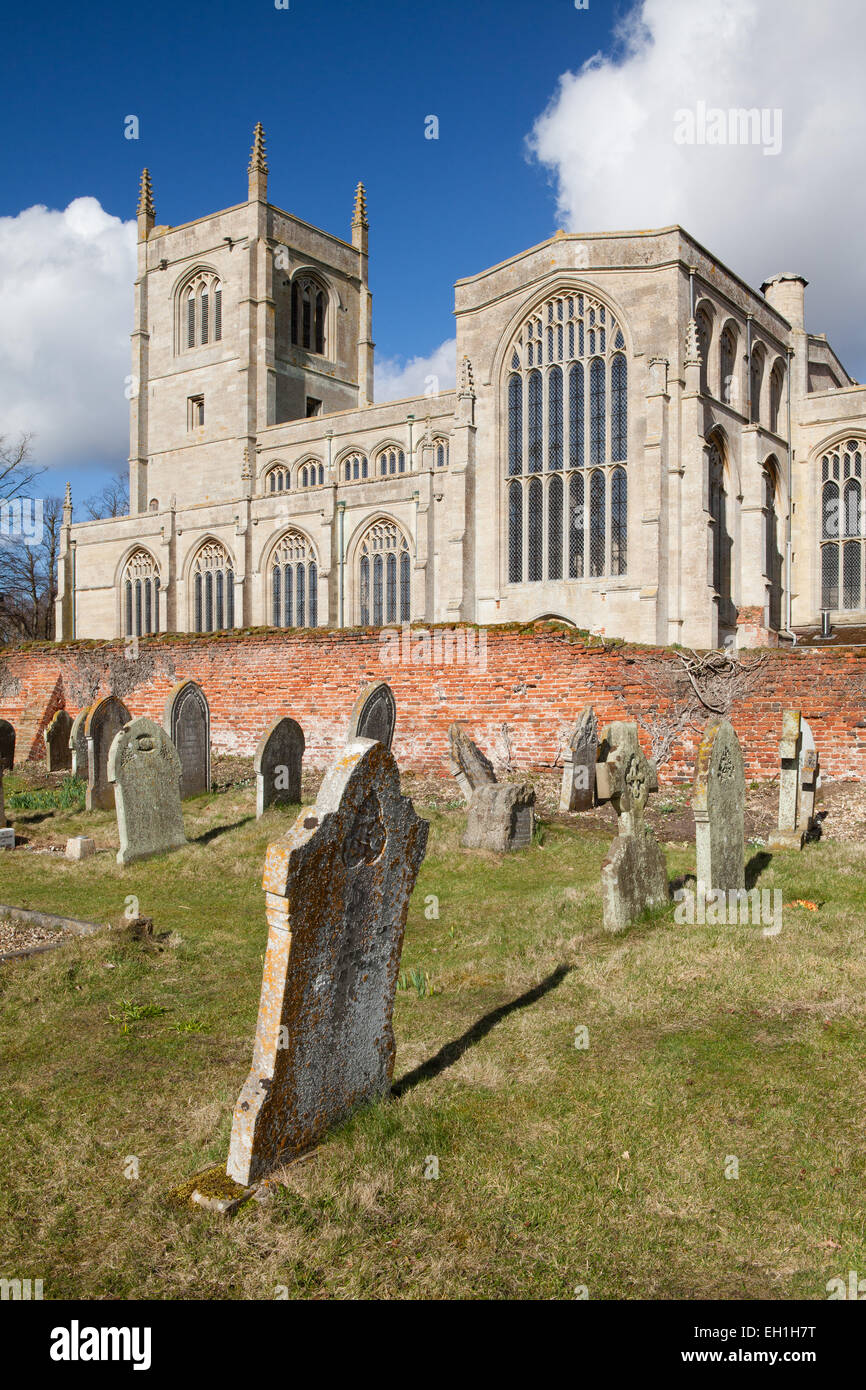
[254,717,305,818]
[692,717,745,893]
[164,679,210,799]
[108,717,187,866]
[69,708,90,779]
[226,738,429,1186]
[448,722,496,805]
[346,681,396,750]
[0,719,15,771]
[596,721,668,933]
[768,711,819,850]
[85,696,131,811]
[560,705,598,812]
[44,709,73,773]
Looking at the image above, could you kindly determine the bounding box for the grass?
[0,775,864,1300]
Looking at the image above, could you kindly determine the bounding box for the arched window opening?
[378,447,406,477]
[763,465,783,630]
[358,520,411,625]
[291,276,328,355]
[720,325,737,406]
[696,307,712,396]
[769,362,784,434]
[344,452,368,481]
[820,441,864,611]
[749,347,765,425]
[122,550,160,638]
[181,272,222,351]
[269,530,319,629]
[505,292,628,585]
[266,464,290,494]
[708,440,732,621]
[192,541,234,633]
[434,438,449,469]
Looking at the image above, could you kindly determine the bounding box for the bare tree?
[82,470,129,520]
[0,433,43,502]
[0,495,63,642]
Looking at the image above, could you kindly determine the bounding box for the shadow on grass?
[391,963,572,1099]
[190,816,255,846]
[746,850,772,887]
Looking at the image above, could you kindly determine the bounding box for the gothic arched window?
[192,541,234,633]
[378,447,406,477]
[821,441,864,610]
[358,520,411,625]
[270,530,319,628]
[265,464,290,494]
[505,292,628,585]
[720,324,738,406]
[749,345,765,425]
[434,438,449,469]
[181,272,222,351]
[763,464,783,630]
[696,306,712,396]
[122,550,160,638]
[343,452,368,481]
[708,439,732,620]
[769,360,785,434]
[291,276,327,354]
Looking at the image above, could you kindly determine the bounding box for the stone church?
[55,124,866,649]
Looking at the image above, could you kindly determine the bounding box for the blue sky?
[1,0,864,505]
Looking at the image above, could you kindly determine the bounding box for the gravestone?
[164,680,210,799]
[692,717,745,893]
[0,719,15,771]
[448,722,496,805]
[108,717,187,866]
[254,717,305,818]
[226,738,429,1186]
[559,705,598,812]
[461,782,536,853]
[85,696,131,811]
[66,836,96,861]
[346,682,396,750]
[597,721,668,933]
[768,711,819,850]
[44,709,73,773]
[69,708,90,779]
[0,763,5,827]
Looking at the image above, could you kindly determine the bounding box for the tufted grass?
[0,775,864,1300]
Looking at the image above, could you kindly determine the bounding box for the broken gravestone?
[461,783,536,853]
[559,705,597,812]
[44,709,73,773]
[85,696,132,811]
[254,717,305,818]
[0,719,15,771]
[164,679,210,799]
[346,681,396,750]
[768,711,819,850]
[692,717,745,894]
[226,738,429,1186]
[108,717,187,866]
[597,721,668,933]
[448,722,496,805]
[69,707,90,779]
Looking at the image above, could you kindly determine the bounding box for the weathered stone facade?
[54,125,866,649]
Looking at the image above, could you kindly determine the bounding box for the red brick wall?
[1,626,864,783]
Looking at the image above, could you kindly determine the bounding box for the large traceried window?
[821,440,865,611]
[506,291,628,583]
[291,276,327,354]
[270,530,319,628]
[182,272,222,351]
[192,541,234,633]
[358,520,411,626]
[123,550,160,638]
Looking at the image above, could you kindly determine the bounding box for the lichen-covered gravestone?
[448,722,496,805]
[85,696,131,811]
[164,679,210,799]
[768,711,819,850]
[44,710,73,773]
[108,717,187,866]
[559,705,597,812]
[254,717,305,818]
[69,708,90,779]
[226,739,429,1185]
[0,719,15,771]
[346,681,396,750]
[461,783,536,853]
[597,721,668,932]
[692,717,745,893]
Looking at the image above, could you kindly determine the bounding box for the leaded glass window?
[548,474,563,580]
[122,549,160,637]
[291,277,328,354]
[269,530,319,628]
[820,441,865,611]
[528,478,543,581]
[358,520,410,625]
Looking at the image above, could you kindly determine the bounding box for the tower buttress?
[352,183,374,406]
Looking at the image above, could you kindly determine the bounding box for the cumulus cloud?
[528,0,866,379]
[374,337,457,403]
[0,198,136,478]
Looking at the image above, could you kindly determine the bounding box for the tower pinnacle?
[248,123,268,201]
[137,169,155,240]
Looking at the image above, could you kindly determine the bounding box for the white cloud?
[374,337,457,403]
[0,198,136,478]
[528,0,866,379]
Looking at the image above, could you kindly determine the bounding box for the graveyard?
[1,697,865,1299]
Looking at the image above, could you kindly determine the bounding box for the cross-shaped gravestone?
[559,704,597,812]
[226,738,429,1186]
[768,710,819,850]
[596,721,668,932]
[692,717,745,893]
